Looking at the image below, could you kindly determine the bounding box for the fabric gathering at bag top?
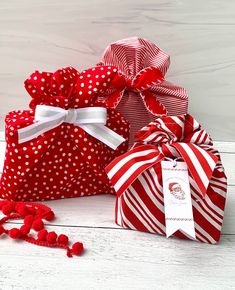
[106,114,227,244]
[97,37,189,147]
[0,66,129,202]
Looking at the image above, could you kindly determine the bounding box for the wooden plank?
[0,131,234,234]
[214,141,235,154]
[1,133,234,151]
[1,137,235,185]
[1,132,235,152]
[220,154,235,186]
[0,141,5,175]
[2,185,234,235]
[0,226,235,290]
[0,0,235,142]
[40,185,235,235]
[0,131,4,140]
[0,140,235,186]
[223,185,235,234]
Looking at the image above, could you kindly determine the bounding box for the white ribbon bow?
[18,105,126,150]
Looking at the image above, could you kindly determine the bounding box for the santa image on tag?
[168,182,186,201]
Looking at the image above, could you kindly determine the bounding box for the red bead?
[2,202,15,215]
[9,228,22,239]
[44,211,55,221]
[46,232,57,244]
[58,234,69,245]
[32,219,44,231]
[37,229,48,241]
[20,225,30,236]
[0,225,5,235]
[27,207,36,215]
[35,208,44,216]
[0,200,7,209]
[15,204,21,211]
[72,242,84,255]
[16,204,29,217]
[24,215,34,227]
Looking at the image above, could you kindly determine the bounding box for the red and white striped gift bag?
[106,114,227,244]
[97,37,189,147]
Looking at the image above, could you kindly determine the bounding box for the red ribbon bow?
[106,114,219,198]
[108,66,167,115]
[98,37,188,116]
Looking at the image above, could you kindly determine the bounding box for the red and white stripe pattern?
[97,37,189,147]
[106,114,227,244]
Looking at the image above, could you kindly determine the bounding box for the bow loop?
[171,142,218,197]
[132,66,164,91]
[98,37,188,116]
[135,115,212,146]
[18,105,125,150]
[134,114,218,196]
[135,117,179,144]
[106,114,218,198]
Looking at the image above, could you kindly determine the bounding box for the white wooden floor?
[0,133,235,290]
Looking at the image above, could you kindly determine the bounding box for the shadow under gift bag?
[0,66,129,201]
[97,37,189,147]
[106,114,227,244]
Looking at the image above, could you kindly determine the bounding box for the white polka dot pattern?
[0,66,130,201]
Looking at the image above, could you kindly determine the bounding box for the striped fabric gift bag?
[106,114,227,244]
[97,37,188,147]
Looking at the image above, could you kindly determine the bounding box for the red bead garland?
[16,204,29,217]
[20,225,31,235]
[0,225,5,235]
[2,202,15,215]
[0,200,84,258]
[46,231,58,244]
[9,228,22,239]
[58,234,69,245]
[32,219,44,231]
[72,242,84,255]
[24,215,34,227]
[37,229,48,241]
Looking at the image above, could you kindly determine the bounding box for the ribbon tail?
[18,114,65,144]
[79,124,126,150]
[132,66,164,91]
[105,145,163,197]
[105,89,125,108]
[139,91,167,116]
[150,80,188,101]
[172,143,218,197]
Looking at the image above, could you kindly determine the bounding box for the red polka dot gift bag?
[97,37,189,147]
[0,66,129,202]
[106,114,227,244]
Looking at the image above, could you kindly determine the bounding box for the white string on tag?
[163,157,182,168]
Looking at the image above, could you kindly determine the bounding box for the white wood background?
[0,135,235,290]
[0,0,235,141]
[0,0,235,289]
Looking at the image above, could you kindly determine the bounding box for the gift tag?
[161,160,196,239]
